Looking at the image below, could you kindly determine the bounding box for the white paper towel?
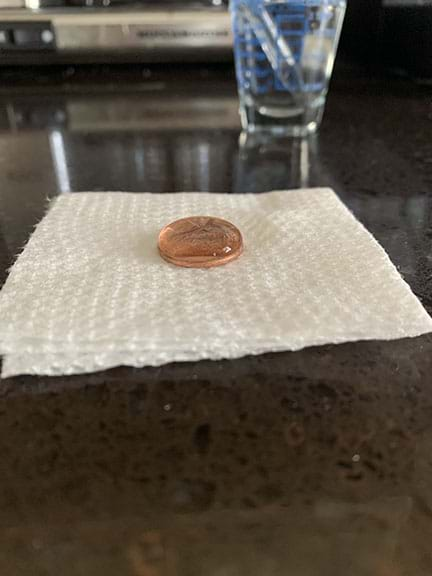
[0,189,431,378]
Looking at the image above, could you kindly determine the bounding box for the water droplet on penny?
[158,216,243,269]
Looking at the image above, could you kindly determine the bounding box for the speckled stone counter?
[0,63,431,575]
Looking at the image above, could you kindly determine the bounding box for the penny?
[158,216,243,268]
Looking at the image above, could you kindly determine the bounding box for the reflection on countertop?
[0,65,432,575]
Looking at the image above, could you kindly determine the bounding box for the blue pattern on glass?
[230,0,346,134]
[232,0,342,94]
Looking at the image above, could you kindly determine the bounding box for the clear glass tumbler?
[230,0,346,136]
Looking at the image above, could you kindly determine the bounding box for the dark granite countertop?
[0,62,432,575]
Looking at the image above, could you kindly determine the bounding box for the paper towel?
[0,189,431,377]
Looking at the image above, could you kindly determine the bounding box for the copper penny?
[158,216,243,268]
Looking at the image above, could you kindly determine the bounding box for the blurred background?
[0,0,430,77]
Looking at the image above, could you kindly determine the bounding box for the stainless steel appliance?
[0,0,232,63]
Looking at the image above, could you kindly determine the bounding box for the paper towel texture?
[0,189,431,377]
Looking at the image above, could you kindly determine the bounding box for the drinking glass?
[230,0,346,135]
